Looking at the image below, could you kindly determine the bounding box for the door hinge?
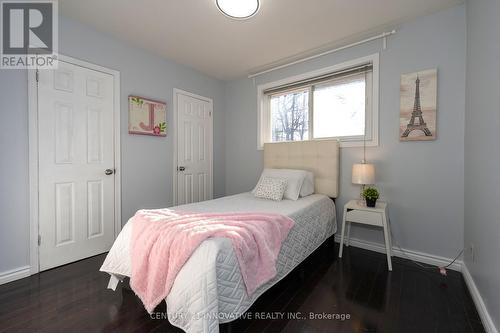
[38,235,41,246]
[209,111,212,117]
[35,70,39,82]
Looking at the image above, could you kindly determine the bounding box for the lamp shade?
[352,163,375,185]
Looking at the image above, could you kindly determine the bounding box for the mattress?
[100,192,336,333]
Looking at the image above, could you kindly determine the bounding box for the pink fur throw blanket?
[129,209,294,313]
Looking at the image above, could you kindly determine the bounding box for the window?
[258,54,378,149]
[270,89,309,142]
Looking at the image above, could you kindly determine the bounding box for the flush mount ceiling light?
[216,0,260,19]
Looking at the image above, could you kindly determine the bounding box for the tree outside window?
[270,90,309,142]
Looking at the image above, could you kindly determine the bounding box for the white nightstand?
[338,199,393,271]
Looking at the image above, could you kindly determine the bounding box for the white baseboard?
[0,265,31,285]
[334,235,463,271]
[462,264,498,333]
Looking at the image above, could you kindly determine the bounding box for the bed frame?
[263,139,340,198]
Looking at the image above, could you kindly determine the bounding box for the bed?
[101,139,340,333]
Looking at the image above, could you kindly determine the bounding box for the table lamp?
[352,163,375,199]
[352,127,375,201]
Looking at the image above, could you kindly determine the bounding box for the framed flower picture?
[128,96,167,137]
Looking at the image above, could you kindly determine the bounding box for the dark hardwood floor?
[0,241,484,333]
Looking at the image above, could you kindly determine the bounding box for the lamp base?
[359,184,366,201]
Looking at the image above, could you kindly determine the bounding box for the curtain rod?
[248,30,396,79]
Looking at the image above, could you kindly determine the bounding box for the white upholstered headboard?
[263,140,340,198]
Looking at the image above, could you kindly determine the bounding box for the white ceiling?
[60,0,463,80]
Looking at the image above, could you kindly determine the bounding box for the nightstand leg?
[387,217,393,257]
[339,207,348,258]
[346,221,351,247]
[382,214,393,271]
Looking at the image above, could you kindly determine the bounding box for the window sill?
[338,138,378,148]
[257,137,378,150]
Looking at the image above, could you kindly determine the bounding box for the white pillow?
[300,171,315,197]
[253,176,287,201]
[253,168,308,201]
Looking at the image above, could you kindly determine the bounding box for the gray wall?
[225,5,466,259]
[0,16,226,273]
[464,0,500,328]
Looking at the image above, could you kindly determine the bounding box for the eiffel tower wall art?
[399,69,437,141]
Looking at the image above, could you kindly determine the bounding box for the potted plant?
[362,187,379,207]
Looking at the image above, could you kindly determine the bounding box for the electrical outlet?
[470,243,475,263]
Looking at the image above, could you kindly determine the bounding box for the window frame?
[257,53,379,150]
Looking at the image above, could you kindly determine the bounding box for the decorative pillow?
[300,171,315,197]
[253,176,287,201]
[252,168,307,201]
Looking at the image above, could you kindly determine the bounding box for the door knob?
[178,166,186,171]
[105,169,114,175]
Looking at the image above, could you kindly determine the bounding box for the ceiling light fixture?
[216,0,260,20]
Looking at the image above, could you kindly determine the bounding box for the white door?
[38,59,116,271]
[175,91,213,205]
